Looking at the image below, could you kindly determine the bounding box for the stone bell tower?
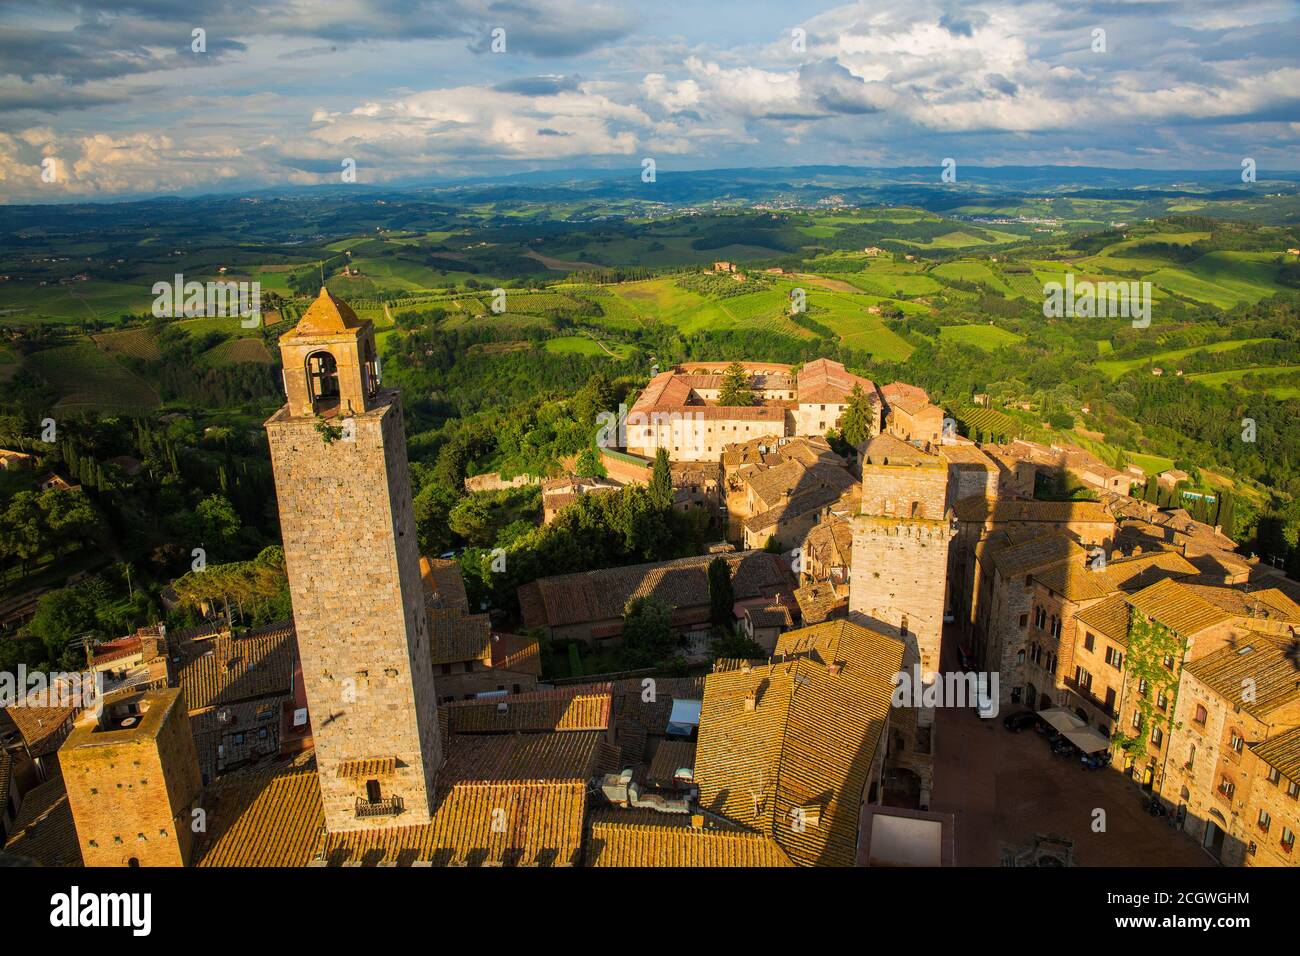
[265,288,440,833]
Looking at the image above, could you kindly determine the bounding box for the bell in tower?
[278,287,382,418]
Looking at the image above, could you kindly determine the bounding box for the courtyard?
[931,701,1215,866]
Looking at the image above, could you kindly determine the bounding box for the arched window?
[306,351,339,406]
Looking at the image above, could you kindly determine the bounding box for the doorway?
[1203,820,1226,860]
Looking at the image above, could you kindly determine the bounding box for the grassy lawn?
[543,335,636,359]
[939,324,1025,351]
[1096,338,1278,379]
[1188,365,1300,399]
[1126,452,1176,475]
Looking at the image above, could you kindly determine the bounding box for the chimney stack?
[743,691,756,712]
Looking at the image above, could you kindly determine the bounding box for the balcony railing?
[1062,678,1118,719]
[355,796,404,819]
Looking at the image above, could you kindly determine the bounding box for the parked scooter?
[1146,797,1167,817]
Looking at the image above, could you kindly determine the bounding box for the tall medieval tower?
[265,288,440,833]
[849,439,955,805]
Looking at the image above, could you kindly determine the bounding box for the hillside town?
[2,290,1298,869]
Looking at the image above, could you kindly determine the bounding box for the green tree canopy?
[838,383,876,447]
[621,595,676,666]
[718,361,755,407]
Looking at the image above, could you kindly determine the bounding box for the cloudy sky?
[1,0,1297,201]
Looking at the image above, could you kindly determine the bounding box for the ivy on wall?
[1110,609,1187,763]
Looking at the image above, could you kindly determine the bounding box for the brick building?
[60,688,202,867]
[1162,639,1300,864]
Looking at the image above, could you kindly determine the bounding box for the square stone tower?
[60,687,202,866]
[850,443,954,680]
[850,438,955,807]
[265,288,440,833]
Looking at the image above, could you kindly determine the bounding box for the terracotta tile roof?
[860,432,936,465]
[196,756,325,867]
[324,780,587,866]
[440,730,605,782]
[879,381,930,407]
[92,634,143,666]
[285,286,364,336]
[745,603,794,629]
[610,676,706,740]
[694,620,903,866]
[953,496,1116,526]
[1032,551,1197,602]
[2,776,81,866]
[420,556,470,611]
[1183,585,1300,624]
[793,582,848,625]
[1251,725,1300,784]
[987,533,1085,578]
[175,622,296,711]
[721,435,837,469]
[429,608,492,665]
[647,740,696,787]
[1126,578,1233,637]
[490,632,543,676]
[743,480,854,535]
[442,685,612,733]
[336,757,397,779]
[938,443,997,469]
[1183,638,1300,719]
[587,813,793,866]
[796,358,875,405]
[1075,594,1132,645]
[2,702,76,758]
[630,371,695,413]
[518,550,792,631]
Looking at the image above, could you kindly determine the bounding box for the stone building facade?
[60,688,202,867]
[1161,640,1300,865]
[1245,727,1300,866]
[265,288,442,833]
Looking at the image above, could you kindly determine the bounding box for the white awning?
[1036,707,1085,733]
[1063,726,1111,755]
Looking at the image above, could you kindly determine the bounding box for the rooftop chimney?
[743,692,756,712]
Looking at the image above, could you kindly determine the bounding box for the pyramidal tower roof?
[286,287,365,337]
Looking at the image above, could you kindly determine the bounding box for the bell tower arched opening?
[307,350,341,411]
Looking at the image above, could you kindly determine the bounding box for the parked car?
[1003,710,1037,733]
